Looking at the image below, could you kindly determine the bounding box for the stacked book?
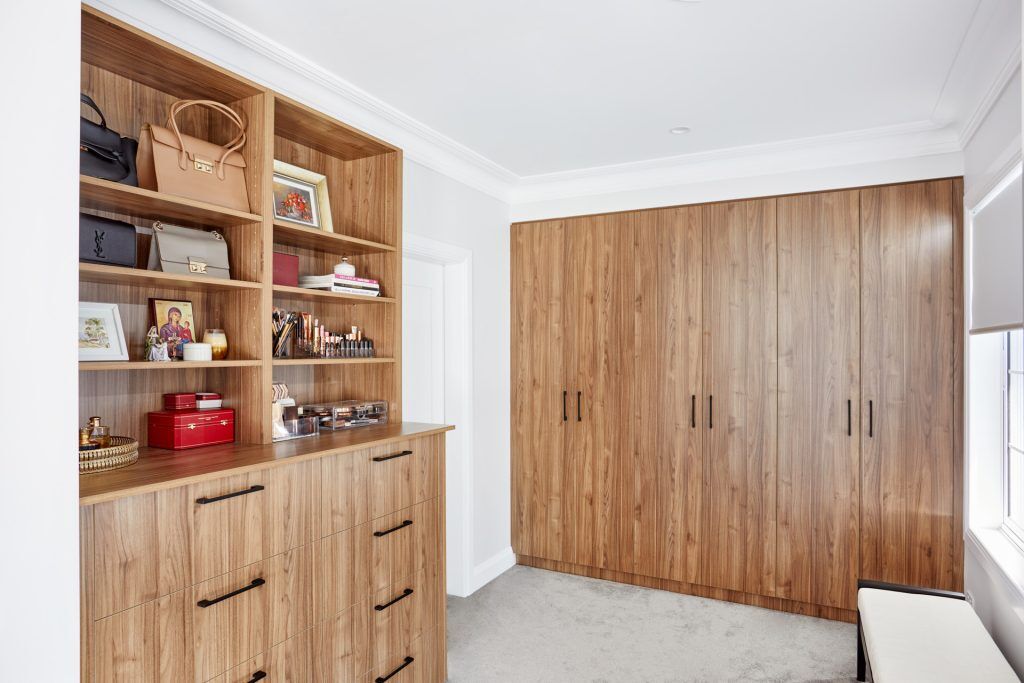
[297,274,381,297]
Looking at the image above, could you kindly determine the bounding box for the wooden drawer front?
[321,448,371,537]
[370,629,441,683]
[370,499,441,593]
[368,438,440,520]
[370,564,441,674]
[314,523,372,622]
[209,627,316,683]
[313,601,372,683]
[192,546,314,683]
[86,487,192,620]
[191,460,316,583]
[91,589,192,682]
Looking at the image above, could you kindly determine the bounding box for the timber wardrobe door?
[511,221,574,563]
[632,206,704,583]
[776,190,860,610]
[701,198,778,597]
[860,179,960,591]
[566,213,638,572]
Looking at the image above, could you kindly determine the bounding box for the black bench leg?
[856,613,866,682]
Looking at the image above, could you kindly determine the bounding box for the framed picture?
[272,160,334,232]
[150,298,197,361]
[79,302,129,361]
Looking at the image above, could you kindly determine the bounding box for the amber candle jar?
[203,329,229,360]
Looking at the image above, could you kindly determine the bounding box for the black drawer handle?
[576,390,582,421]
[374,519,413,537]
[248,672,267,683]
[197,577,265,608]
[691,395,696,429]
[709,395,713,429]
[562,390,568,422]
[372,449,413,462]
[196,484,264,505]
[374,587,413,611]
[847,399,852,437]
[376,656,414,683]
[868,400,874,438]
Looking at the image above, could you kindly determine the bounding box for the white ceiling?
[200,0,1008,178]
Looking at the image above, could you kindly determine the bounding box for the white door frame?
[403,232,475,597]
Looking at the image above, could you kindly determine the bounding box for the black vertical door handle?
[708,395,713,429]
[847,399,852,437]
[562,390,568,422]
[576,391,582,421]
[868,400,874,438]
[691,395,696,429]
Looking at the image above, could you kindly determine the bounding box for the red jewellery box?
[147,407,235,450]
[163,392,197,411]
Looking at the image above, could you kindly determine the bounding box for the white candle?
[183,343,213,362]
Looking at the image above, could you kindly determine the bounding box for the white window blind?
[970,166,1024,334]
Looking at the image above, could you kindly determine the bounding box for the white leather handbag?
[147,222,231,279]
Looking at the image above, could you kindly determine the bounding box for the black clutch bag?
[80,93,139,186]
[80,213,137,267]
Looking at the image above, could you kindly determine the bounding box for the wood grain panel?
[190,460,317,584]
[700,198,778,597]
[370,498,442,593]
[314,523,373,622]
[367,439,440,520]
[320,448,372,537]
[567,213,637,573]
[191,545,314,682]
[777,190,860,609]
[369,629,441,683]
[313,602,372,683]
[631,206,704,584]
[369,564,441,676]
[860,179,958,591]
[210,627,316,683]
[91,589,193,682]
[510,221,573,562]
[86,485,192,620]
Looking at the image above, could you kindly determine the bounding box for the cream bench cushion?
[858,587,1019,682]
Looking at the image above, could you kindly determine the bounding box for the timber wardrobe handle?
[374,519,413,537]
[372,450,413,462]
[247,673,267,683]
[847,400,852,437]
[868,400,874,438]
[197,577,265,608]
[577,391,582,421]
[375,588,414,611]
[376,657,414,683]
[562,390,568,422]
[691,395,696,429]
[195,484,264,505]
[708,395,713,429]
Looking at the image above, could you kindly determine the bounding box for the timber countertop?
[79,422,454,505]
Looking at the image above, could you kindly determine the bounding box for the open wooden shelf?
[80,176,262,229]
[80,263,261,292]
[273,221,395,256]
[80,360,261,371]
[272,284,396,304]
[272,357,395,367]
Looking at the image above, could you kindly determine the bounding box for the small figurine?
[145,326,171,362]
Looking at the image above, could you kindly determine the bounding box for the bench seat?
[858,586,1019,682]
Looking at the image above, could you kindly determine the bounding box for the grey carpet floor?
[446,566,855,683]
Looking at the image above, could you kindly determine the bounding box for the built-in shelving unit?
[79,6,402,447]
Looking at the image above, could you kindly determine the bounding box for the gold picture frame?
[272,160,334,232]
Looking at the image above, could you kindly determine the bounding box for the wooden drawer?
[370,629,442,683]
[209,627,316,683]
[314,523,372,622]
[192,545,314,683]
[90,588,192,682]
[84,486,192,620]
[367,438,440,520]
[191,460,317,583]
[321,448,371,537]
[313,601,372,683]
[370,564,442,675]
[370,498,441,593]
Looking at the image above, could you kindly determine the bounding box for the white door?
[402,257,445,423]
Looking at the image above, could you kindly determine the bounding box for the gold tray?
[79,436,139,474]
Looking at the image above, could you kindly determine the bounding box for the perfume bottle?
[87,416,111,448]
[79,427,99,451]
[334,257,356,278]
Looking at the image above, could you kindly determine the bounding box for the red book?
[148,407,235,450]
[273,252,299,287]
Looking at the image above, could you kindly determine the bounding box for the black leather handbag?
[80,93,139,186]
[79,213,137,267]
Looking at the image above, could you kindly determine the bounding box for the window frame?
[1002,329,1024,551]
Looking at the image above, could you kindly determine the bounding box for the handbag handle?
[166,100,247,181]
[81,93,108,129]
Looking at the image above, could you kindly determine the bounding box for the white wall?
[0,0,80,678]
[963,53,1024,675]
[403,161,514,590]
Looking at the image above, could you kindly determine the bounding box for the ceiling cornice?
[90,0,1018,209]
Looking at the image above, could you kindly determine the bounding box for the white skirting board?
[469,547,516,594]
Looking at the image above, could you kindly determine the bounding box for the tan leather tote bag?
[137,100,250,212]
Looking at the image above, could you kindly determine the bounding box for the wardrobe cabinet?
[511,178,963,622]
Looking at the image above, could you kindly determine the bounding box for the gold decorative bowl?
[79,436,139,474]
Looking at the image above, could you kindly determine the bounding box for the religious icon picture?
[149,298,197,360]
